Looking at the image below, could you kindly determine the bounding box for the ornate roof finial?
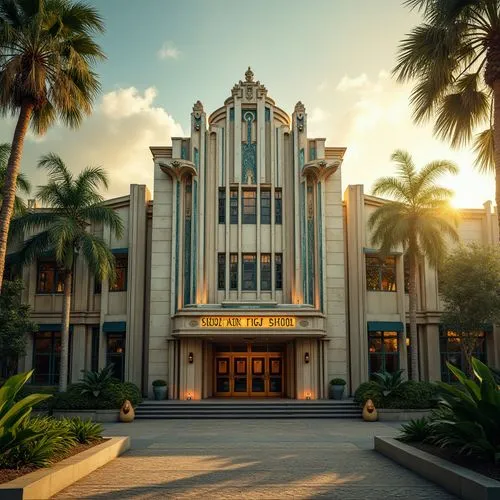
[294,101,306,114]
[245,66,254,83]
[192,100,204,113]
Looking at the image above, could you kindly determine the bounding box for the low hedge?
[15,385,58,411]
[354,380,438,409]
[50,381,142,410]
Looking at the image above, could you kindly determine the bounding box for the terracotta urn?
[119,399,135,423]
[362,399,378,422]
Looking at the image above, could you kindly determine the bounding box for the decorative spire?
[245,66,254,83]
[192,100,204,113]
[294,101,305,114]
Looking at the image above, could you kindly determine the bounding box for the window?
[368,330,399,375]
[217,253,226,289]
[242,254,257,290]
[440,330,487,382]
[230,254,238,290]
[91,327,100,372]
[242,189,257,224]
[261,190,271,224]
[366,255,397,291]
[275,189,282,224]
[218,188,226,224]
[37,261,65,294]
[110,254,128,292]
[230,188,238,224]
[260,254,271,290]
[33,331,72,385]
[106,332,125,382]
[275,253,283,290]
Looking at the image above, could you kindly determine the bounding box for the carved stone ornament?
[231,68,268,102]
[294,101,306,131]
[299,320,309,328]
[119,399,135,423]
[245,66,254,82]
[192,100,204,131]
[302,159,342,182]
[189,320,198,327]
[159,159,197,181]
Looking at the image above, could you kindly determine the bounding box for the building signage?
[199,316,296,328]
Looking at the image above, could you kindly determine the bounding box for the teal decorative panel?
[175,182,180,312]
[242,110,257,184]
[192,179,198,302]
[265,107,270,122]
[317,183,324,311]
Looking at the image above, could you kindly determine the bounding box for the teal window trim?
[102,321,127,333]
[367,321,404,333]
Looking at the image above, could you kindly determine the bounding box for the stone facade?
[8,70,500,398]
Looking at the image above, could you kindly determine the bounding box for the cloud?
[336,73,369,92]
[157,41,180,60]
[317,80,328,92]
[1,87,184,199]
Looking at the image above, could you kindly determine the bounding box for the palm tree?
[0,143,30,214]
[0,0,105,292]
[11,154,123,392]
[368,150,459,381]
[393,0,500,239]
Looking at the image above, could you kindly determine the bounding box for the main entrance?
[214,343,284,397]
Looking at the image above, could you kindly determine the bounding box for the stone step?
[135,412,362,419]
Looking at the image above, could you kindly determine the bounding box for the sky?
[2,0,494,208]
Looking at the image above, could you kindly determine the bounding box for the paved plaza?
[54,419,456,499]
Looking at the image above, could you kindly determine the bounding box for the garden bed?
[0,439,106,485]
[377,409,432,421]
[409,441,500,482]
[0,436,130,500]
[375,437,500,500]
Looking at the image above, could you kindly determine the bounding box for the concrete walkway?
[54,419,456,499]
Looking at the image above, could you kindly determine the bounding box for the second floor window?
[242,189,257,224]
[110,254,128,292]
[218,188,226,224]
[230,253,238,290]
[275,253,283,290]
[261,190,271,224]
[230,188,238,224]
[37,261,65,294]
[275,189,282,224]
[242,254,257,290]
[261,254,271,290]
[217,253,225,289]
[366,255,397,292]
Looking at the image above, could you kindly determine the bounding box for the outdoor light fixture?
[304,352,310,364]
[305,392,311,400]
[187,392,192,400]
[188,352,194,363]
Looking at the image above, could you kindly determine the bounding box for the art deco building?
[8,70,500,399]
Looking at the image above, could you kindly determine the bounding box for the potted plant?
[152,379,167,400]
[329,378,346,400]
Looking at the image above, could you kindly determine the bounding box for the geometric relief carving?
[242,110,257,185]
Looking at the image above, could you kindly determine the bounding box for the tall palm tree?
[393,0,500,239]
[368,150,459,381]
[0,0,105,292]
[11,154,123,391]
[0,143,30,214]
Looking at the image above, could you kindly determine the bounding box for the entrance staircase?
[134,399,361,419]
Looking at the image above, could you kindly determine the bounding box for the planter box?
[375,436,500,500]
[0,436,130,500]
[52,409,120,422]
[377,409,432,421]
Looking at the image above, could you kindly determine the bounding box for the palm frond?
[9,211,60,236]
[37,153,73,187]
[79,204,124,239]
[18,230,53,266]
[472,128,494,174]
[79,232,115,283]
[371,177,411,202]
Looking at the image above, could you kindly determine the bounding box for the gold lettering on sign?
[199,316,296,328]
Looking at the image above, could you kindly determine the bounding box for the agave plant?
[0,371,53,459]
[399,417,430,443]
[66,417,103,444]
[371,369,405,397]
[431,357,500,464]
[78,364,116,398]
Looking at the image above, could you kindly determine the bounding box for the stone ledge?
[0,436,130,500]
[377,409,432,421]
[374,436,500,500]
[52,409,119,422]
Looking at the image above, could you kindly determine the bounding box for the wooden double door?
[214,344,284,397]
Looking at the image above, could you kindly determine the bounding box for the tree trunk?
[408,251,420,381]
[494,81,500,241]
[0,101,34,292]
[59,270,73,392]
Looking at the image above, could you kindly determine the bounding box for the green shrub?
[398,417,431,443]
[66,417,103,443]
[353,381,382,406]
[329,378,346,386]
[371,369,404,396]
[79,364,116,398]
[429,358,500,464]
[51,381,142,410]
[383,381,439,409]
[15,385,58,411]
[0,371,53,462]
[152,379,167,386]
